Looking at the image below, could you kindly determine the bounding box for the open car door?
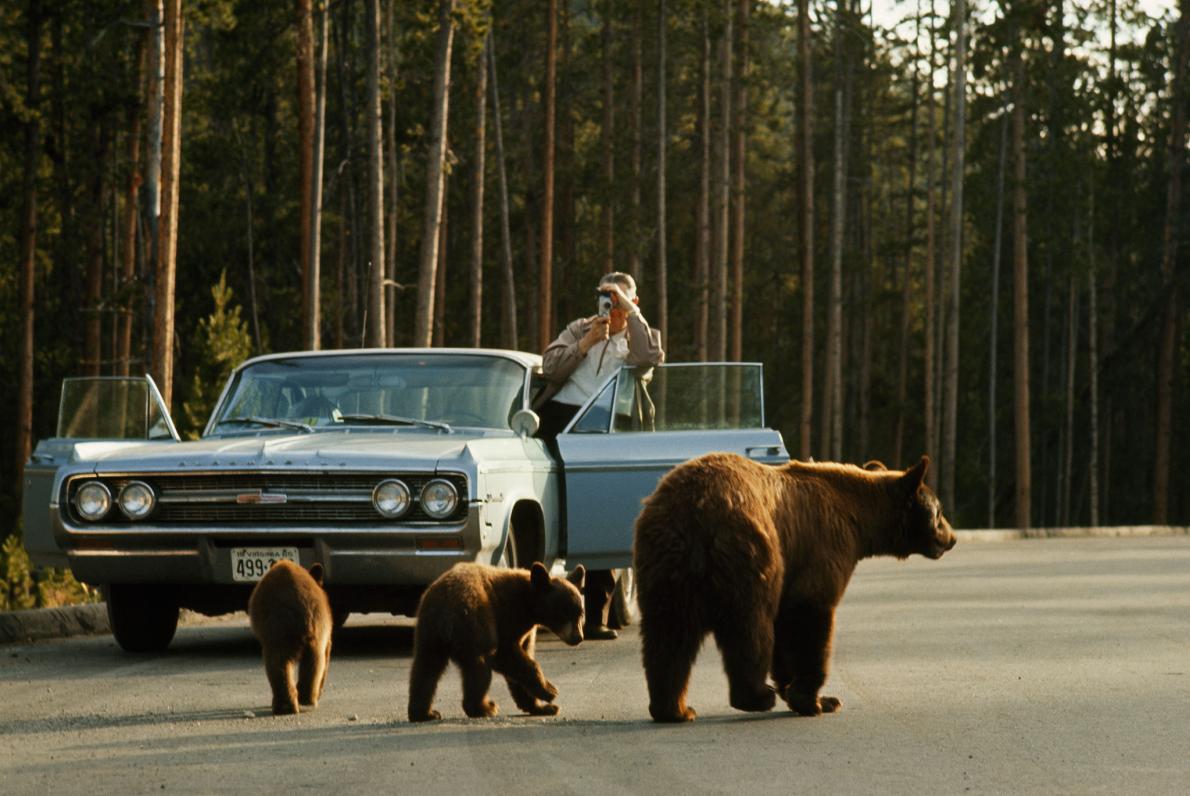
[21,376,179,567]
[554,363,788,570]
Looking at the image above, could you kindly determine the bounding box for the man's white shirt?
[552,328,630,407]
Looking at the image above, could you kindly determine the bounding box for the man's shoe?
[585,624,619,641]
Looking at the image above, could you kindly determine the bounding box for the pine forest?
[2,0,1189,557]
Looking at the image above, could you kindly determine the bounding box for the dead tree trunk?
[298,0,317,348]
[488,31,517,349]
[152,0,183,410]
[468,30,488,348]
[414,0,455,346]
[117,31,146,376]
[696,7,711,362]
[538,0,557,350]
[15,0,42,499]
[601,0,615,275]
[1011,42,1032,531]
[797,0,814,460]
[941,0,966,510]
[656,0,668,344]
[729,0,749,361]
[364,0,386,347]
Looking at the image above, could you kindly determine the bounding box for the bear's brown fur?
[633,453,956,722]
[248,560,333,715]
[407,561,586,722]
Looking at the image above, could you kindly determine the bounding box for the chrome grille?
[66,471,468,525]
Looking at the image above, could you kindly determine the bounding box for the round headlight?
[373,479,412,518]
[419,479,459,519]
[74,481,112,521]
[117,481,156,520]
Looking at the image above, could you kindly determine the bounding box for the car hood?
[74,431,482,472]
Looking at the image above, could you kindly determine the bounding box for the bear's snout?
[932,521,957,559]
[554,621,583,646]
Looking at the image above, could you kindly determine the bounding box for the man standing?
[533,272,664,639]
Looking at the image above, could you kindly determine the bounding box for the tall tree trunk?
[941,0,966,511]
[143,0,162,375]
[822,0,846,461]
[713,0,732,361]
[988,108,1008,527]
[601,0,615,275]
[488,31,517,349]
[15,0,42,500]
[1011,42,1032,531]
[310,0,328,349]
[469,31,488,348]
[385,0,398,346]
[894,0,921,467]
[923,0,938,482]
[298,0,317,348]
[364,0,386,347]
[729,0,749,361]
[414,0,455,346]
[539,0,557,350]
[84,123,109,376]
[152,0,183,410]
[1087,241,1100,526]
[696,7,711,361]
[1154,0,1189,524]
[629,0,643,276]
[1061,275,1078,527]
[239,146,261,351]
[117,32,146,376]
[656,0,668,343]
[797,0,814,460]
[434,192,448,346]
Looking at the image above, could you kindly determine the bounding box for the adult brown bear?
[248,560,333,715]
[407,562,586,722]
[633,453,956,723]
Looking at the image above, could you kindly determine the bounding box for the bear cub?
[408,561,586,722]
[633,453,956,723]
[248,559,334,716]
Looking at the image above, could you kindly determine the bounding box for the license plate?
[231,547,300,582]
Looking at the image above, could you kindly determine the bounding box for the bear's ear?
[863,460,887,471]
[567,564,586,591]
[308,562,325,585]
[900,455,929,492]
[530,561,550,591]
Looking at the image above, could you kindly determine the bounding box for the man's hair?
[599,272,637,299]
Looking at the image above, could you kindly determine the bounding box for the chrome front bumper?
[55,504,490,587]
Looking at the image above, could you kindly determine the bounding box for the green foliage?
[0,534,36,611]
[180,271,254,438]
[0,532,94,611]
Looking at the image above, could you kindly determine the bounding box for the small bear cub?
[408,561,586,722]
[248,559,333,716]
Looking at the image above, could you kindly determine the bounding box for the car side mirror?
[509,409,540,438]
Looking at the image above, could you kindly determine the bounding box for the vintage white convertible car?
[22,349,788,651]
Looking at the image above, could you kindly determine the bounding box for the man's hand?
[579,316,611,354]
[601,282,636,312]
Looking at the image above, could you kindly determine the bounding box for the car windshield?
[208,353,527,434]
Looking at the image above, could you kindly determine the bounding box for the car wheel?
[610,568,638,627]
[104,584,179,653]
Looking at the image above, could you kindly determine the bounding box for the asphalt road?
[1,536,1187,794]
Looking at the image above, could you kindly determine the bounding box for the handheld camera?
[597,291,614,318]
